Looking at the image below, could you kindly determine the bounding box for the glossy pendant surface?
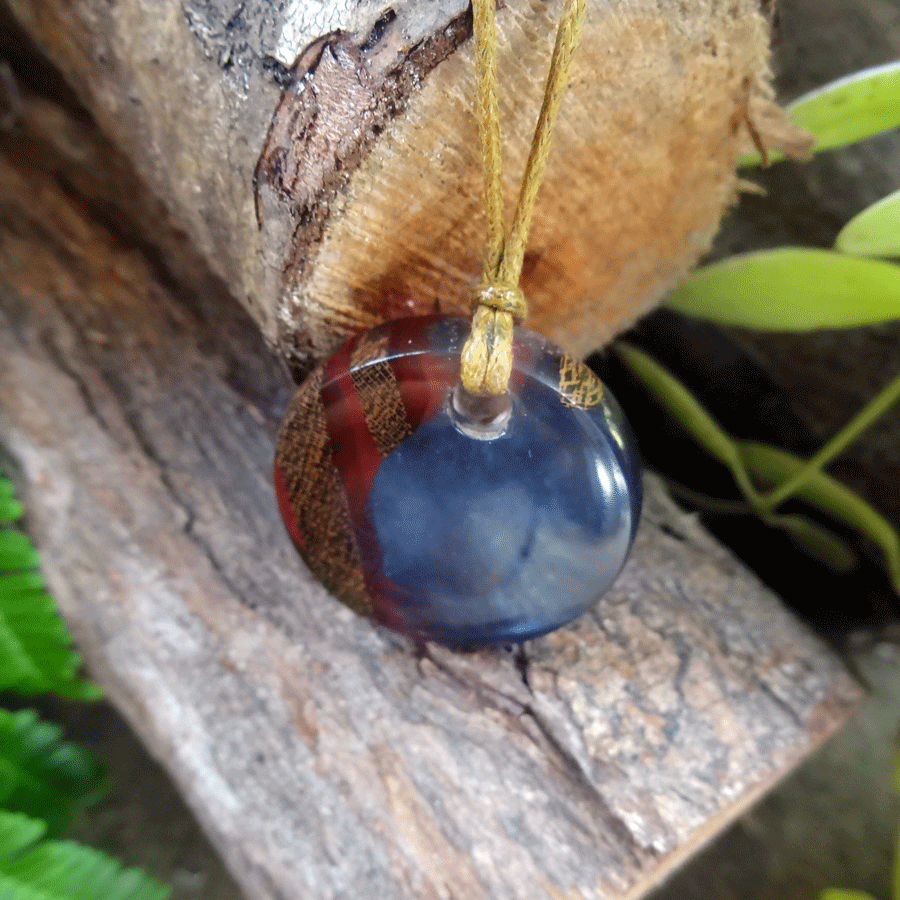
[274,315,642,649]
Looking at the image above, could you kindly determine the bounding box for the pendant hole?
[450,384,512,440]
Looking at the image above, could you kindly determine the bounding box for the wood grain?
[8,0,772,374]
[277,0,772,365]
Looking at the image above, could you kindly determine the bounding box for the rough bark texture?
[0,87,863,899]
[8,0,772,372]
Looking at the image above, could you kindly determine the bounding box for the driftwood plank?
[0,107,862,899]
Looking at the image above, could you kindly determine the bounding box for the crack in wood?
[520,702,646,866]
[252,9,471,372]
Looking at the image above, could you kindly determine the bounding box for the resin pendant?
[274,315,642,649]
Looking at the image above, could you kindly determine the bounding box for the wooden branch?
[0,95,862,900]
[9,0,773,372]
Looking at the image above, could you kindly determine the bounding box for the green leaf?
[740,442,900,593]
[0,481,101,701]
[0,481,24,525]
[0,502,24,527]
[756,372,900,512]
[0,589,101,700]
[0,532,41,571]
[0,708,109,836]
[2,842,171,900]
[661,480,857,569]
[0,811,170,900]
[0,810,45,863]
[835,189,900,258]
[612,343,774,508]
[770,515,858,571]
[666,249,900,330]
[742,61,900,166]
[613,344,896,584]
[791,61,900,152]
[818,891,879,900]
[0,573,46,595]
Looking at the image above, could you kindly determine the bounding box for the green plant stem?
[664,477,857,570]
[611,343,770,511]
[662,480,752,514]
[757,370,900,511]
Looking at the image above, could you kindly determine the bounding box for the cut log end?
[9,0,776,376]
[258,1,774,372]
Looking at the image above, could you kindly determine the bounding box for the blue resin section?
[367,378,637,648]
[277,314,642,650]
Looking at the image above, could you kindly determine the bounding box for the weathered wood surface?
[8,0,773,369]
[0,89,863,900]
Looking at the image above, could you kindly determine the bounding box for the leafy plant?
[0,708,108,837]
[0,482,100,701]
[614,342,900,589]
[836,189,900,258]
[740,60,900,167]
[665,249,900,330]
[617,61,900,598]
[0,476,169,899]
[0,809,169,900]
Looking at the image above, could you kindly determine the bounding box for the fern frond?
[0,810,170,900]
[0,481,24,525]
[0,809,46,862]
[0,479,100,701]
[0,708,109,836]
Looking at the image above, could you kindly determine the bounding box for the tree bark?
[8,0,773,372]
[0,81,862,900]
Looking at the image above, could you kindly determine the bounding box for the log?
[0,78,863,900]
[8,0,774,371]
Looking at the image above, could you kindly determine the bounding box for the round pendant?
[274,315,642,649]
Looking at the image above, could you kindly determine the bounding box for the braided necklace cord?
[460,0,588,395]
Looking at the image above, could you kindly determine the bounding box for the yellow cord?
[461,0,587,395]
[471,0,505,278]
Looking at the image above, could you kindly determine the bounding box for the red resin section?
[273,462,305,549]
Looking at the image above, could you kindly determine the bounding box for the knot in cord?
[471,284,527,319]
[461,283,528,395]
